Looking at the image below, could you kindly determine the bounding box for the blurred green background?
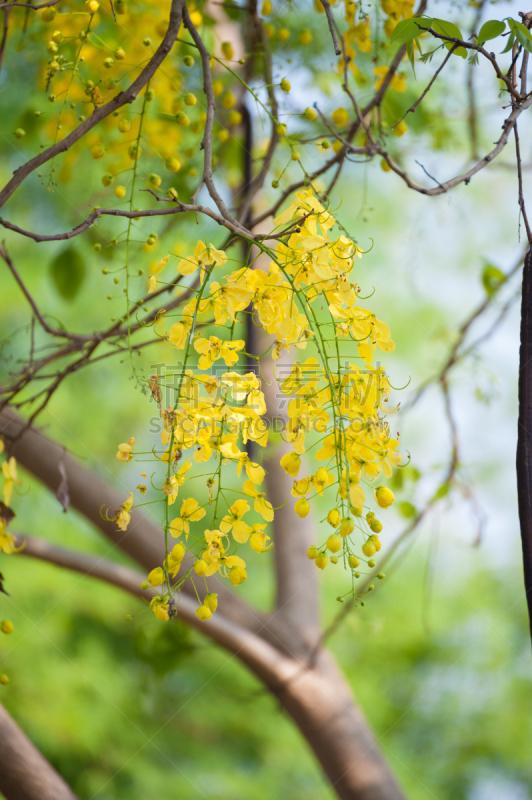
[1,1,532,798]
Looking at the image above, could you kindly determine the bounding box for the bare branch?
[320,0,342,56]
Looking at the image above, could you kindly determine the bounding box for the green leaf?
[508,19,532,53]
[432,19,467,58]
[501,32,515,53]
[406,39,416,77]
[477,19,506,45]
[399,501,417,519]
[390,17,432,44]
[433,482,450,501]
[482,264,506,297]
[49,246,86,300]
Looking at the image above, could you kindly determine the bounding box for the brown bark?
[0,703,78,800]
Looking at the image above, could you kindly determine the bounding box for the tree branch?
[0,0,185,212]
[0,702,79,800]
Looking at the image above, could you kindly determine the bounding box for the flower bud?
[339,517,354,538]
[1,620,14,635]
[294,497,310,518]
[327,509,341,528]
[327,534,342,553]
[196,605,212,621]
[204,593,218,613]
[375,486,395,508]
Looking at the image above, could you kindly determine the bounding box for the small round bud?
[103,57,114,69]
[14,128,26,139]
[278,28,291,41]
[114,185,126,199]
[367,558,376,568]
[165,156,181,172]
[143,38,152,47]
[124,614,132,622]
[196,605,212,621]
[183,55,195,67]
[118,119,130,133]
[332,107,349,127]
[271,179,279,188]
[327,534,342,553]
[0,620,14,635]
[101,267,108,274]
[0,674,9,685]
[368,584,375,591]
[184,92,197,106]
[175,112,190,127]
[304,107,317,120]
[280,78,291,93]
[114,47,125,60]
[41,8,56,22]
[140,581,149,590]
[148,173,162,188]
[101,173,114,186]
[221,91,235,109]
[307,546,318,560]
[276,123,287,135]
[221,41,233,60]
[228,110,242,126]
[300,29,313,45]
[291,151,300,161]
[377,572,385,580]
[217,129,229,143]
[93,243,101,252]
[91,144,105,160]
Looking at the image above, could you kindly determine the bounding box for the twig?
[393,45,456,128]
[320,0,341,56]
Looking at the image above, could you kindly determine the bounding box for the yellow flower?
[220,499,250,539]
[117,492,134,530]
[2,457,20,507]
[170,498,206,537]
[168,321,190,349]
[374,66,406,92]
[229,564,247,586]
[280,451,301,477]
[243,480,274,521]
[236,453,265,484]
[116,437,135,462]
[250,525,272,552]
[311,467,334,496]
[147,567,164,587]
[150,596,170,621]
[163,475,179,505]
[194,336,245,369]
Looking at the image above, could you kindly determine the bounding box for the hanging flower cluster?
[113,190,403,621]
